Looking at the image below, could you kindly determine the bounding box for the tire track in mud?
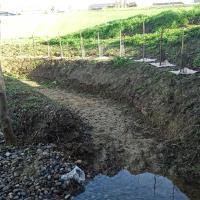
[22,80,163,175]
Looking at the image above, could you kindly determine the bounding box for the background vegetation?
[1,6,191,39]
[44,6,200,67]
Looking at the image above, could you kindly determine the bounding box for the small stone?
[11,154,18,159]
[14,172,19,177]
[3,185,9,192]
[21,192,27,197]
[65,194,71,199]
[75,160,82,164]
[53,189,59,194]
[62,181,69,190]
[53,174,59,180]
[55,182,62,186]
[44,190,48,195]
[13,196,19,200]
[5,152,11,157]
[42,151,49,156]
[8,193,13,198]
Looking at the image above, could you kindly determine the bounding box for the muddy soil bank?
[5,75,95,163]
[5,58,199,184]
[3,58,200,183]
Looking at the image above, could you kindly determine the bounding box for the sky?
[0,0,195,11]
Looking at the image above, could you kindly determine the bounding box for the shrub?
[112,56,132,67]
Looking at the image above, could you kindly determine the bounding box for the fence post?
[18,39,22,56]
[180,31,184,71]
[0,20,16,145]
[119,30,125,57]
[66,42,69,58]
[97,32,103,57]
[80,32,85,58]
[142,21,145,60]
[32,35,36,59]
[58,33,64,58]
[46,35,51,58]
[159,30,164,66]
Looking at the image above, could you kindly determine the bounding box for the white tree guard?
[134,58,157,63]
[150,60,176,68]
[170,67,198,75]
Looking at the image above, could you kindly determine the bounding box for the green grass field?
[3,5,200,67]
[1,6,192,39]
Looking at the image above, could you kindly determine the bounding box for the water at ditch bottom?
[74,170,189,200]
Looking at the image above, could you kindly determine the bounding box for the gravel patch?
[0,135,84,200]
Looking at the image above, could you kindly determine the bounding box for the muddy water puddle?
[74,170,189,200]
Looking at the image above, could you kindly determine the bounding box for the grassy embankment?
[45,6,200,67]
[2,6,195,60]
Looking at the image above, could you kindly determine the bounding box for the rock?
[53,174,60,180]
[5,152,11,157]
[8,193,13,198]
[0,143,83,199]
[75,160,82,164]
[13,195,19,200]
[14,172,20,177]
[65,194,71,199]
[55,181,62,186]
[42,151,49,156]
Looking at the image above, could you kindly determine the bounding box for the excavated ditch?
[21,80,199,200]
[3,58,200,199]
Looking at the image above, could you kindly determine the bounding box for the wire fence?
[1,25,200,74]
[0,26,157,61]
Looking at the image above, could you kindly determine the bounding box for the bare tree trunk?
[0,67,16,145]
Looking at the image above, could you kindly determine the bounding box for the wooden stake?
[142,21,145,60]
[46,35,51,58]
[0,20,16,145]
[159,30,164,66]
[97,32,101,57]
[18,39,22,56]
[66,42,69,58]
[80,32,85,58]
[32,35,36,58]
[120,30,122,57]
[119,30,125,57]
[58,33,64,58]
[180,32,184,71]
[97,32,103,57]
